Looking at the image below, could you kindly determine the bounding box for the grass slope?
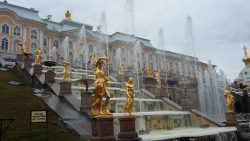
[0,68,83,141]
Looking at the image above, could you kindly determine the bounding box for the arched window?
[1,38,8,50]
[13,40,19,53]
[14,26,21,36]
[69,52,73,61]
[43,38,47,46]
[53,40,59,48]
[31,30,37,39]
[89,45,93,53]
[2,24,9,34]
[79,43,83,49]
[30,43,37,54]
[68,41,73,50]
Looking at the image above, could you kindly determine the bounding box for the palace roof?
[0,1,44,23]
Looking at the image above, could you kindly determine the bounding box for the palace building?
[0,0,226,117]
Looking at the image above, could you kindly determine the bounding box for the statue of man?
[155,72,161,89]
[18,40,24,55]
[224,85,234,112]
[63,61,71,82]
[124,78,135,115]
[36,47,42,65]
[91,56,111,116]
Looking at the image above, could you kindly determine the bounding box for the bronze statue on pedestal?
[91,56,111,116]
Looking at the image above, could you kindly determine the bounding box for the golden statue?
[145,68,155,78]
[18,40,24,55]
[63,61,71,82]
[155,72,161,89]
[35,47,42,65]
[91,56,111,116]
[224,85,234,112]
[118,60,124,74]
[124,78,135,115]
[65,10,71,20]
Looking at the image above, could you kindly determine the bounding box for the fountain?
[51,46,57,61]
[79,25,88,72]
[63,36,69,61]
[198,60,227,122]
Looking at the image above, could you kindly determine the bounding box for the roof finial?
[65,10,71,21]
[243,46,248,56]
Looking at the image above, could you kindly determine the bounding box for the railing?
[236,113,250,122]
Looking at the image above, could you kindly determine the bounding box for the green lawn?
[0,68,83,141]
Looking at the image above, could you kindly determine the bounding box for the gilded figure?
[155,72,161,89]
[91,56,111,116]
[124,78,135,115]
[18,40,24,55]
[36,47,42,65]
[224,85,234,112]
[63,61,71,82]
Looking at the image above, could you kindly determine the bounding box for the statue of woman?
[91,56,111,116]
[63,61,71,82]
[124,77,135,115]
[36,47,42,65]
[224,86,234,112]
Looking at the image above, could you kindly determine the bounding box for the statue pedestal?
[118,116,140,141]
[45,70,55,83]
[24,57,33,69]
[59,81,72,96]
[17,54,24,63]
[91,116,115,141]
[225,112,236,126]
[34,64,42,75]
[80,91,92,115]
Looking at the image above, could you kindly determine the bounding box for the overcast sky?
[7,0,250,80]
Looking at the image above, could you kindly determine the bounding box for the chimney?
[3,0,7,3]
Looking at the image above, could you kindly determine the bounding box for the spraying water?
[79,25,88,73]
[158,28,169,104]
[99,11,110,76]
[198,60,226,122]
[63,36,69,61]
